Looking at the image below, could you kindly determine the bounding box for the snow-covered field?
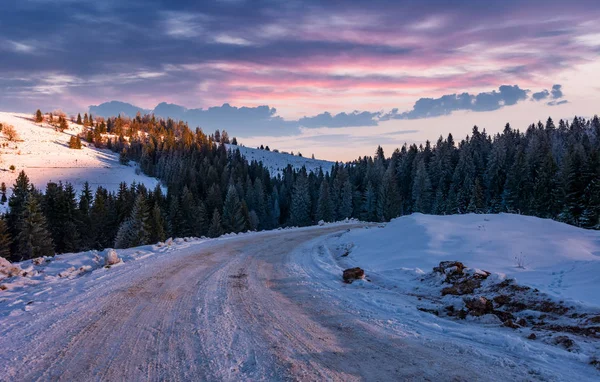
[1,215,599,380]
[226,144,335,175]
[0,112,160,212]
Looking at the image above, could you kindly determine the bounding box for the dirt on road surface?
[0,226,538,381]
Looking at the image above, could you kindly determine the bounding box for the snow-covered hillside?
[0,112,161,211]
[226,144,335,175]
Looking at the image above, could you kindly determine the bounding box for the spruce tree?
[0,217,12,259]
[149,202,166,243]
[222,184,246,233]
[377,166,401,221]
[16,195,54,261]
[338,180,353,219]
[76,113,82,125]
[35,109,43,123]
[316,180,334,222]
[114,194,150,249]
[361,182,377,221]
[290,171,312,226]
[208,209,223,238]
[0,182,7,204]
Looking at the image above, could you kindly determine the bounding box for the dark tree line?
[1,112,598,261]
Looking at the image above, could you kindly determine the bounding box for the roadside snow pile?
[0,238,205,317]
[337,213,600,306]
[226,144,335,176]
[104,249,120,266]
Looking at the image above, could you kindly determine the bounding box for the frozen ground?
[0,112,161,212]
[1,216,599,380]
[226,144,335,176]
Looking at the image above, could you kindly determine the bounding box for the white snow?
[335,213,600,307]
[1,211,599,378]
[226,144,335,176]
[0,112,161,212]
[293,213,600,378]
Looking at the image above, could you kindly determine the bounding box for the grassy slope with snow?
[226,144,335,176]
[0,112,160,212]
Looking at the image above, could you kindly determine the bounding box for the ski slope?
[226,144,335,176]
[0,112,161,212]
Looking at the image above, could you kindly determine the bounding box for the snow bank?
[337,213,600,307]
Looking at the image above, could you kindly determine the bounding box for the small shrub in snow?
[318,220,325,226]
[514,253,528,269]
[104,249,120,266]
[2,124,19,141]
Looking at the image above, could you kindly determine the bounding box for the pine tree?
[338,180,353,219]
[16,195,54,261]
[412,158,432,213]
[361,181,377,221]
[114,194,150,249]
[207,209,223,238]
[377,166,401,221]
[0,217,12,259]
[8,171,31,252]
[316,180,334,222]
[290,171,312,226]
[76,113,82,125]
[35,109,43,123]
[149,202,166,243]
[58,116,68,132]
[0,182,7,204]
[222,184,246,233]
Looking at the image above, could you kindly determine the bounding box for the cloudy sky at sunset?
[2,0,600,160]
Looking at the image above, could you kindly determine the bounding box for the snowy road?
[0,225,590,381]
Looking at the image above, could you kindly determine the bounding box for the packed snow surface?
[226,144,335,176]
[0,112,161,212]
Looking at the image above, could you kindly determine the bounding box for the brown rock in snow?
[343,267,365,283]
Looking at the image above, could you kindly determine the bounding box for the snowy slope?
[0,112,161,211]
[226,144,335,175]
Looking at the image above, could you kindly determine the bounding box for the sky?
[1,0,600,161]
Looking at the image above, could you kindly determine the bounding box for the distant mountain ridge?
[89,101,151,118]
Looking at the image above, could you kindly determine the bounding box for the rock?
[503,319,519,329]
[32,257,46,266]
[587,315,600,324]
[493,310,514,322]
[433,261,465,282]
[441,278,482,296]
[343,267,365,283]
[493,295,511,306]
[554,335,575,350]
[318,220,325,226]
[516,318,528,327]
[464,297,494,316]
[527,333,537,340]
[104,249,120,266]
